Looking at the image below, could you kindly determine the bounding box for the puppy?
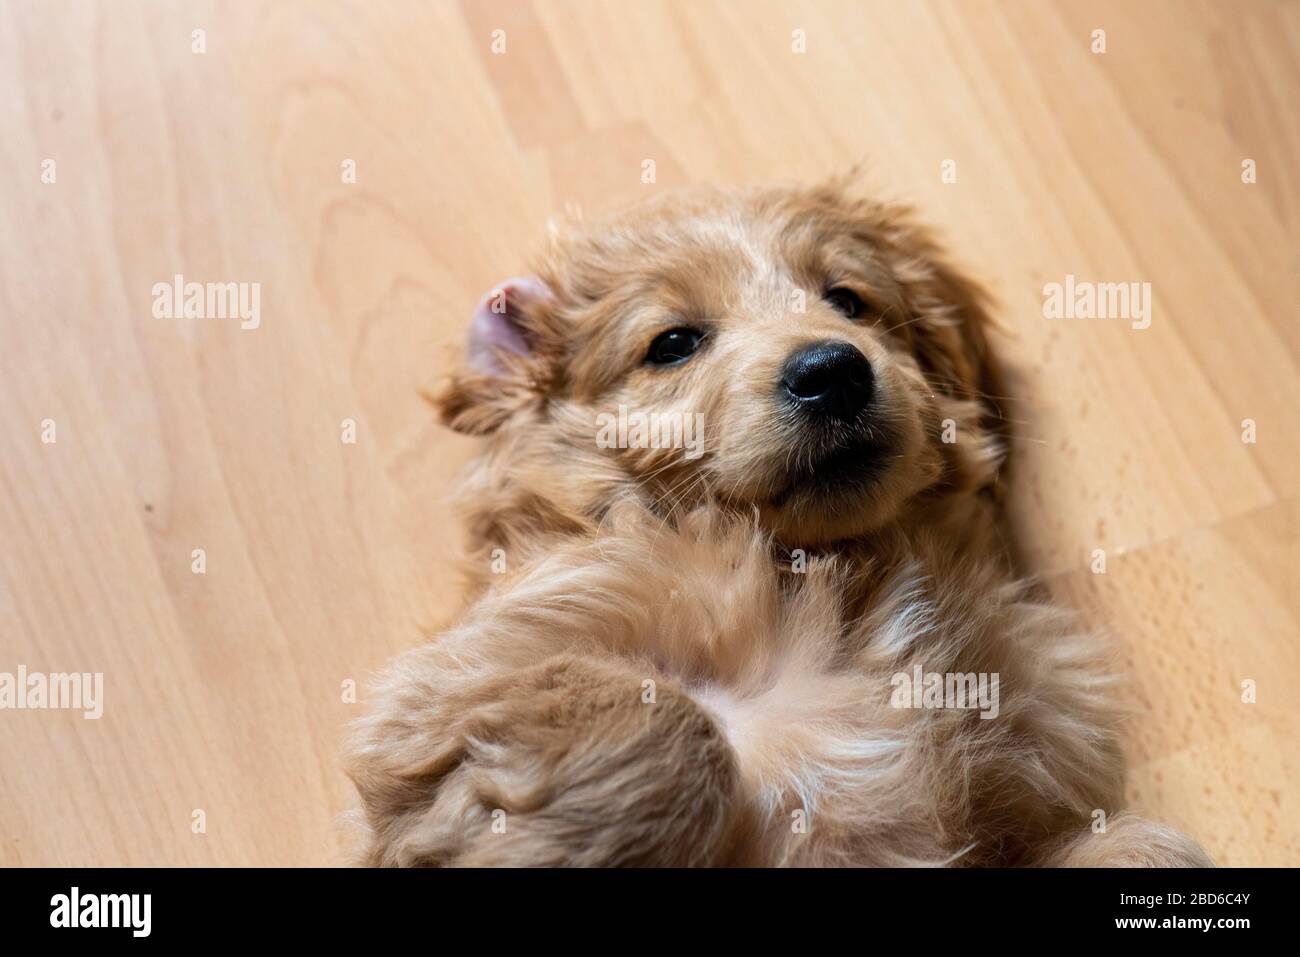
[345,180,1211,867]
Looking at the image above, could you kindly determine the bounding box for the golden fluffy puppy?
[345,180,1210,867]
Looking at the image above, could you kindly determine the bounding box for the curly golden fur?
[345,179,1210,867]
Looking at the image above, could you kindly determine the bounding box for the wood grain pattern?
[1,0,1296,866]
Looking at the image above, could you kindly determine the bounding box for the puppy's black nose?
[781,340,874,418]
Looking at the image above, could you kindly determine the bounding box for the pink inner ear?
[467,277,553,375]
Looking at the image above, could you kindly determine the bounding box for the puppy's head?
[437,181,1005,547]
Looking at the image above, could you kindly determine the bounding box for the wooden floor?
[2,0,1296,866]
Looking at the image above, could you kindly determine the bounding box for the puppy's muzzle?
[780,340,874,420]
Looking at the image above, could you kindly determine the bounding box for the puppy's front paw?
[1036,814,1213,867]
[346,653,740,866]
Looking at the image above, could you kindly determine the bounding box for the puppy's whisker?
[879,312,934,335]
[650,471,709,548]
[920,370,1022,405]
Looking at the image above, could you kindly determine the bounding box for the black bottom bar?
[0,867,1289,942]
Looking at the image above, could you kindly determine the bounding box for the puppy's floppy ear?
[880,214,1011,492]
[433,277,561,435]
[894,240,1002,410]
[868,208,1005,427]
[810,176,1002,414]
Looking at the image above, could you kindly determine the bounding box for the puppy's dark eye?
[646,327,704,365]
[823,287,865,319]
